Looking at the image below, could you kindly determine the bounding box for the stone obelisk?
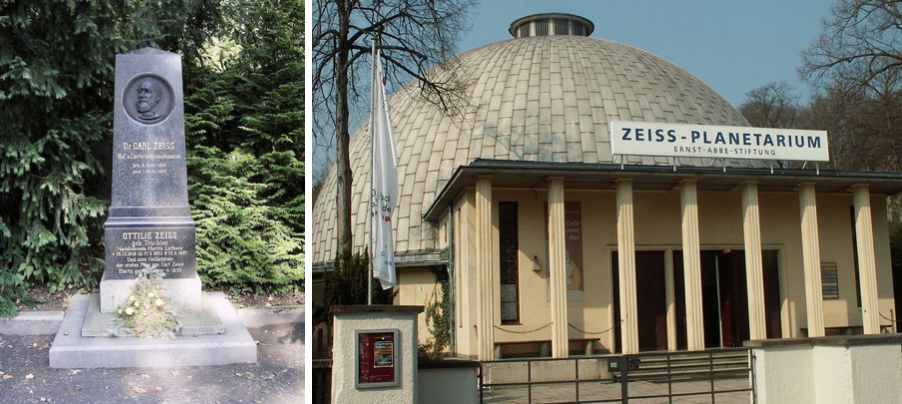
[100,48,201,314]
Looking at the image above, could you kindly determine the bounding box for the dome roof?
[313,35,755,265]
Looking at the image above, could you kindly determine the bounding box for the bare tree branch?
[312,0,478,256]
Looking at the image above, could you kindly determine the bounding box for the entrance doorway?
[613,249,782,352]
[612,251,668,352]
[675,250,782,348]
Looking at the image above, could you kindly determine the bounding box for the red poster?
[358,331,396,385]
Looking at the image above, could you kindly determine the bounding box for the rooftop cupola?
[509,13,594,38]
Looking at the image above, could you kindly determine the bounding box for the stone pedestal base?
[50,292,255,368]
[83,293,223,337]
[100,271,201,313]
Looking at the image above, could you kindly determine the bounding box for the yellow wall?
[397,186,897,358]
[397,266,442,346]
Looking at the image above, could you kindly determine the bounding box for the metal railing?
[479,348,754,404]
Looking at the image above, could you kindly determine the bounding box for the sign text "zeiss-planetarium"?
[610,121,829,162]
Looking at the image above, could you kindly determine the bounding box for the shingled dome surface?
[313,35,757,265]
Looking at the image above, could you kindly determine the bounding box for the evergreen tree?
[0,0,220,316]
[184,0,304,294]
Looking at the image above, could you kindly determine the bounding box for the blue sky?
[457,1,835,107]
[312,1,837,175]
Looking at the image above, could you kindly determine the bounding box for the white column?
[853,184,880,334]
[680,180,705,351]
[547,177,569,358]
[741,181,767,341]
[798,183,825,337]
[475,176,495,360]
[664,248,677,351]
[616,179,639,354]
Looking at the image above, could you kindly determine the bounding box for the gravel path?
[0,322,304,404]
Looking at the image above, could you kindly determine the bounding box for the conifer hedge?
[0,0,304,316]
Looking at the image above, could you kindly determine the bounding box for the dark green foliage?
[314,251,394,326]
[184,0,304,294]
[419,266,451,360]
[0,0,306,316]
[0,0,221,317]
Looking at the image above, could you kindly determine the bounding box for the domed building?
[313,13,902,360]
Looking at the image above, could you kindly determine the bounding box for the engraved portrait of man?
[135,78,163,121]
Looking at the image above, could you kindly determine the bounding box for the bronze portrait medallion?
[124,74,174,124]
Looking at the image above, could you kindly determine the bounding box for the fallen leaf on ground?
[133,387,147,394]
[139,373,149,379]
[3,374,12,380]
[245,373,255,380]
[68,370,80,375]
[25,374,34,379]
[169,370,180,377]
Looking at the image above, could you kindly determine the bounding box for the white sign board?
[610,121,829,162]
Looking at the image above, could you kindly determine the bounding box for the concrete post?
[680,180,705,351]
[616,179,639,354]
[331,305,424,404]
[547,177,569,358]
[853,184,881,334]
[798,182,825,337]
[741,181,767,341]
[475,176,495,359]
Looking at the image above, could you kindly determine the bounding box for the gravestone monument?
[102,48,199,312]
[50,48,256,368]
[82,48,219,336]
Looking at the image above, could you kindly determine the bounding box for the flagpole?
[368,38,377,306]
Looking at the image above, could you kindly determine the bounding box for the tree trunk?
[335,2,353,257]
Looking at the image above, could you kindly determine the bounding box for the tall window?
[499,202,520,324]
[535,20,549,36]
[554,20,569,35]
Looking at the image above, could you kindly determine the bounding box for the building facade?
[313,13,902,361]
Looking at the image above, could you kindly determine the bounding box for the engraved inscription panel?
[123,75,174,125]
[104,226,196,279]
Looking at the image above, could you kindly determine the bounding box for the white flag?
[370,46,399,290]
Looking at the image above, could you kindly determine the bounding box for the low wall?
[418,360,479,404]
[747,334,902,404]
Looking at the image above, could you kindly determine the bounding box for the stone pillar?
[103,48,200,314]
[853,184,880,334]
[741,181,767,340]
[475,177,495,360]
[331,305,424,404]
[664,248,677,351]
[547,177,569,358]
[798,183,825,337]
[680,180,705,351]
[616,179,639,354]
